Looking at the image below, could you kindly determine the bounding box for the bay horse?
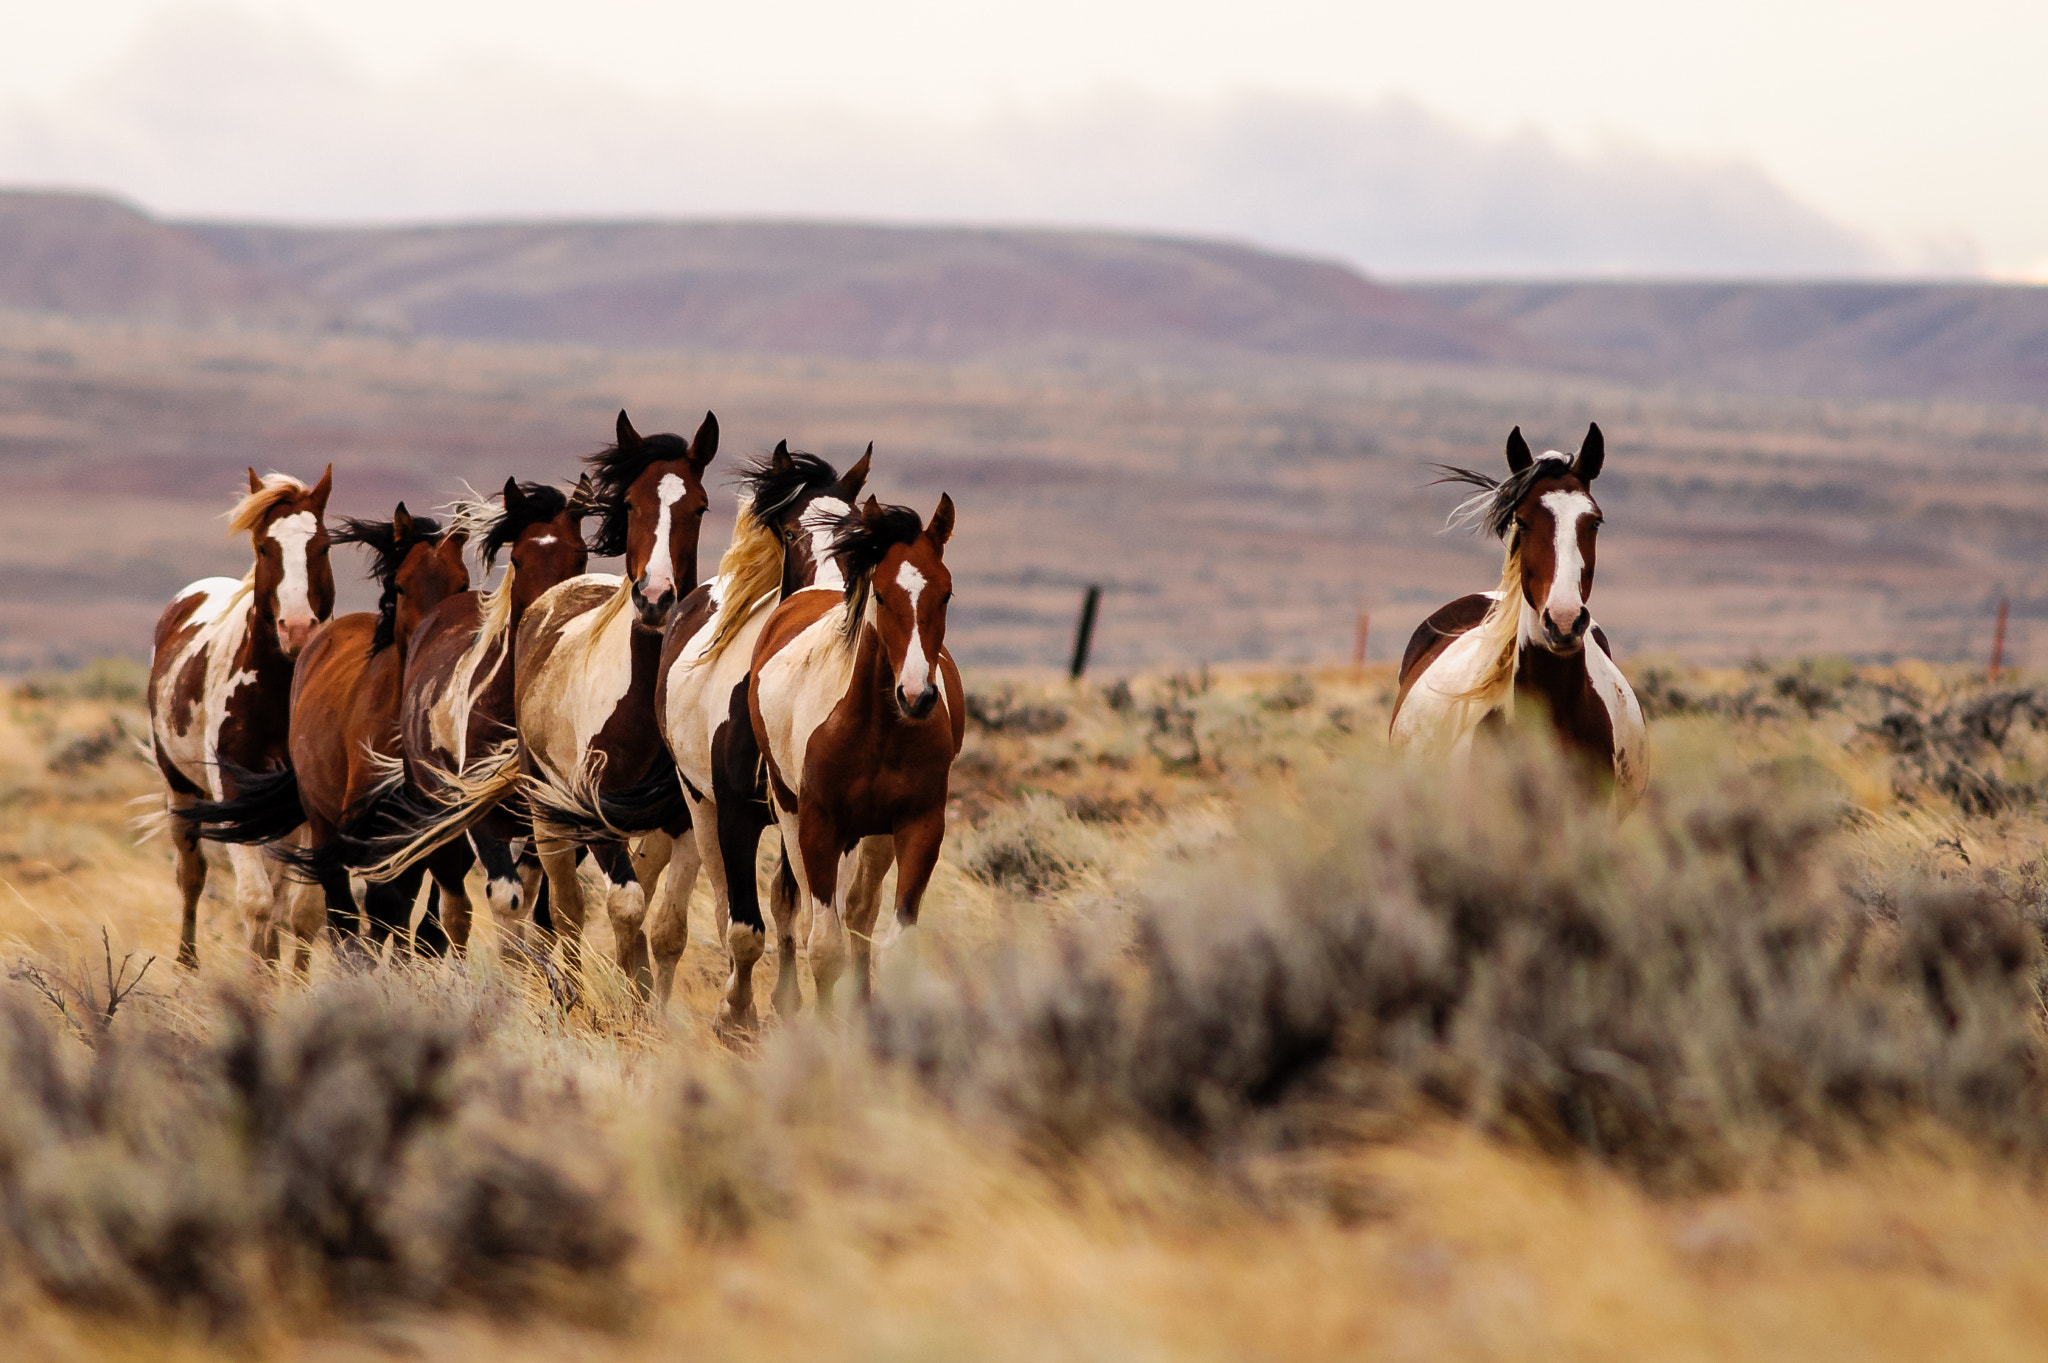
[369,411,717,989]
[148,467,334,968]
[1390,423,1647,805]
[394,476,590,952]
[749,494,962,1012]
[175,506,471,968]
[527,439,873,1025]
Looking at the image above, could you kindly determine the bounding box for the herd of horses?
[143,412,1637,1026]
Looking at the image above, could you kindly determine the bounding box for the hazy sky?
[2,0,2043,277]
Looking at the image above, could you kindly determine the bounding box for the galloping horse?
[177,506,470,967]
[528,440,873,1023]
[748,494,962,1011]
[149,467,335,967]
[369,411,717,988]
[1390,423,1647,804]
[395,476,589,951]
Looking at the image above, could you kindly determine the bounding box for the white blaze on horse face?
[894,561,930,696]
[642,473,688,599]
[1537,490,1595,637]
[268,511,318,630]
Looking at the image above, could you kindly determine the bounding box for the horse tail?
[361,739,521,881]
[172,762,306,845]
[525,748,689,845]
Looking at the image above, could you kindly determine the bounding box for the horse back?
[1394,593,1495,719]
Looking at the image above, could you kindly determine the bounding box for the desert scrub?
[959,793,1115,896]
[869,733,2048,1189]
[0,971,634,1334]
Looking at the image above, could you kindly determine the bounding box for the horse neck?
[236,576,292,677]
[1515,634,1592,710]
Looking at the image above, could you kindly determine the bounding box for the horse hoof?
[176,945,198,971]
[712,1004,758,1042]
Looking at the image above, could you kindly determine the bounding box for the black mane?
[481,481,574,570]
[1432,454,1575,541]
[735,447,841,523]
[582,433,696,558]
[333,513,445,652]
[830,503,925,593]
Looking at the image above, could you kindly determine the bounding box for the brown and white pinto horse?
[394,477,589,951]
[368,411,716,988]
[1390,423,1647,804]
[149,467,335,967]
[176,506,470,967]
[529,440,874,1023]
[748,494,963,1011]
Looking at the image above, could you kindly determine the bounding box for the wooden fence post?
[1069,585,1101,681]
[1351,611,1370,680]
[1990,596,2010,682]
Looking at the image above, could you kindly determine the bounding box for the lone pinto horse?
[748,494,963,1012]
[1391,423,1646,805]
[178,506,470,968]
[149,467,335,967]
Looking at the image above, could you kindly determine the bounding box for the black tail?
[529,747,691,844]
[174,763,306,845]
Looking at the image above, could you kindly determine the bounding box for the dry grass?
[7,658,2048,1358]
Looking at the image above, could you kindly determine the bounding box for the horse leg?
[715,793,773,1033]
[520,844,554,937]
[364,863,428,956]
[423,839,477,954]
[536,841,588,976]
[882,807,948,969]
[767,843,802,1018]
[591,839,651,996]
[791,807,850,1013]
[840,835,897,1006]
[283,871,324,978]
[472,834,526,949]
[645,828,701,1011]
[167,792,207,969]
[227,843,284,966]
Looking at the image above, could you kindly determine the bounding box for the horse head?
[838,493,955,721]
[490,475,591,620]
[1442,424,1606,657]
[333,502,470,653]
[233,465,335,658]
[746,439,873,595]
[584,410,716,630]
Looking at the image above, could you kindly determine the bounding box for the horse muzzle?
[1541,607,1591,654]
[276,617,317,657]
[631,581,676,630]
[895,683,940,721]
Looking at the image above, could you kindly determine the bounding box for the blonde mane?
[1452,542,1526,711]
[691,499,785,667]
[225,473,312,538]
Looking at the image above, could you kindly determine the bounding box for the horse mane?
[225,472,312,538]
[1432,454,1574,539]
[582,433,696,558]
[692,448,847,665]
[446,480,576,572]
[829,502,925,646]
[332,513,446,653]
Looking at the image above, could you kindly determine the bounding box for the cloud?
[0,5,1882,277]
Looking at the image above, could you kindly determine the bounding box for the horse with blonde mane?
[1390,424,1646,805]
[148,467,335,967]
[748,493,962,1012]
[526,439,873,1025]
[175,505,469,967]
[393,476,589,950]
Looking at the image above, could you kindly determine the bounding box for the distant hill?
[0,190,2042,404]
[1413,280,2048,405]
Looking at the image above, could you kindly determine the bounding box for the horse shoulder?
[1392,593,1498,728]
[751,589,842,673]
[1584,625,1648,804]
[940,651,965,755]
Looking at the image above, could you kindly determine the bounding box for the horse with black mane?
[747,493,963,1011]
[176,505,471,967]
[1390,423,1646,804]
[148,467,335,968]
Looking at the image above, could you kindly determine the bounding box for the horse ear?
[501,476,525,514]
[770,438,791,470]
[1575,423,1605,482]
[392,502,414,542]
[1505,427,1533,474]
[246,467,263,494]
[616,410,642,447]
[309,464,333,513]
[835,443,873,500]
[570,472,594,517]
[692,411,719,469]
[928,493,955,550]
